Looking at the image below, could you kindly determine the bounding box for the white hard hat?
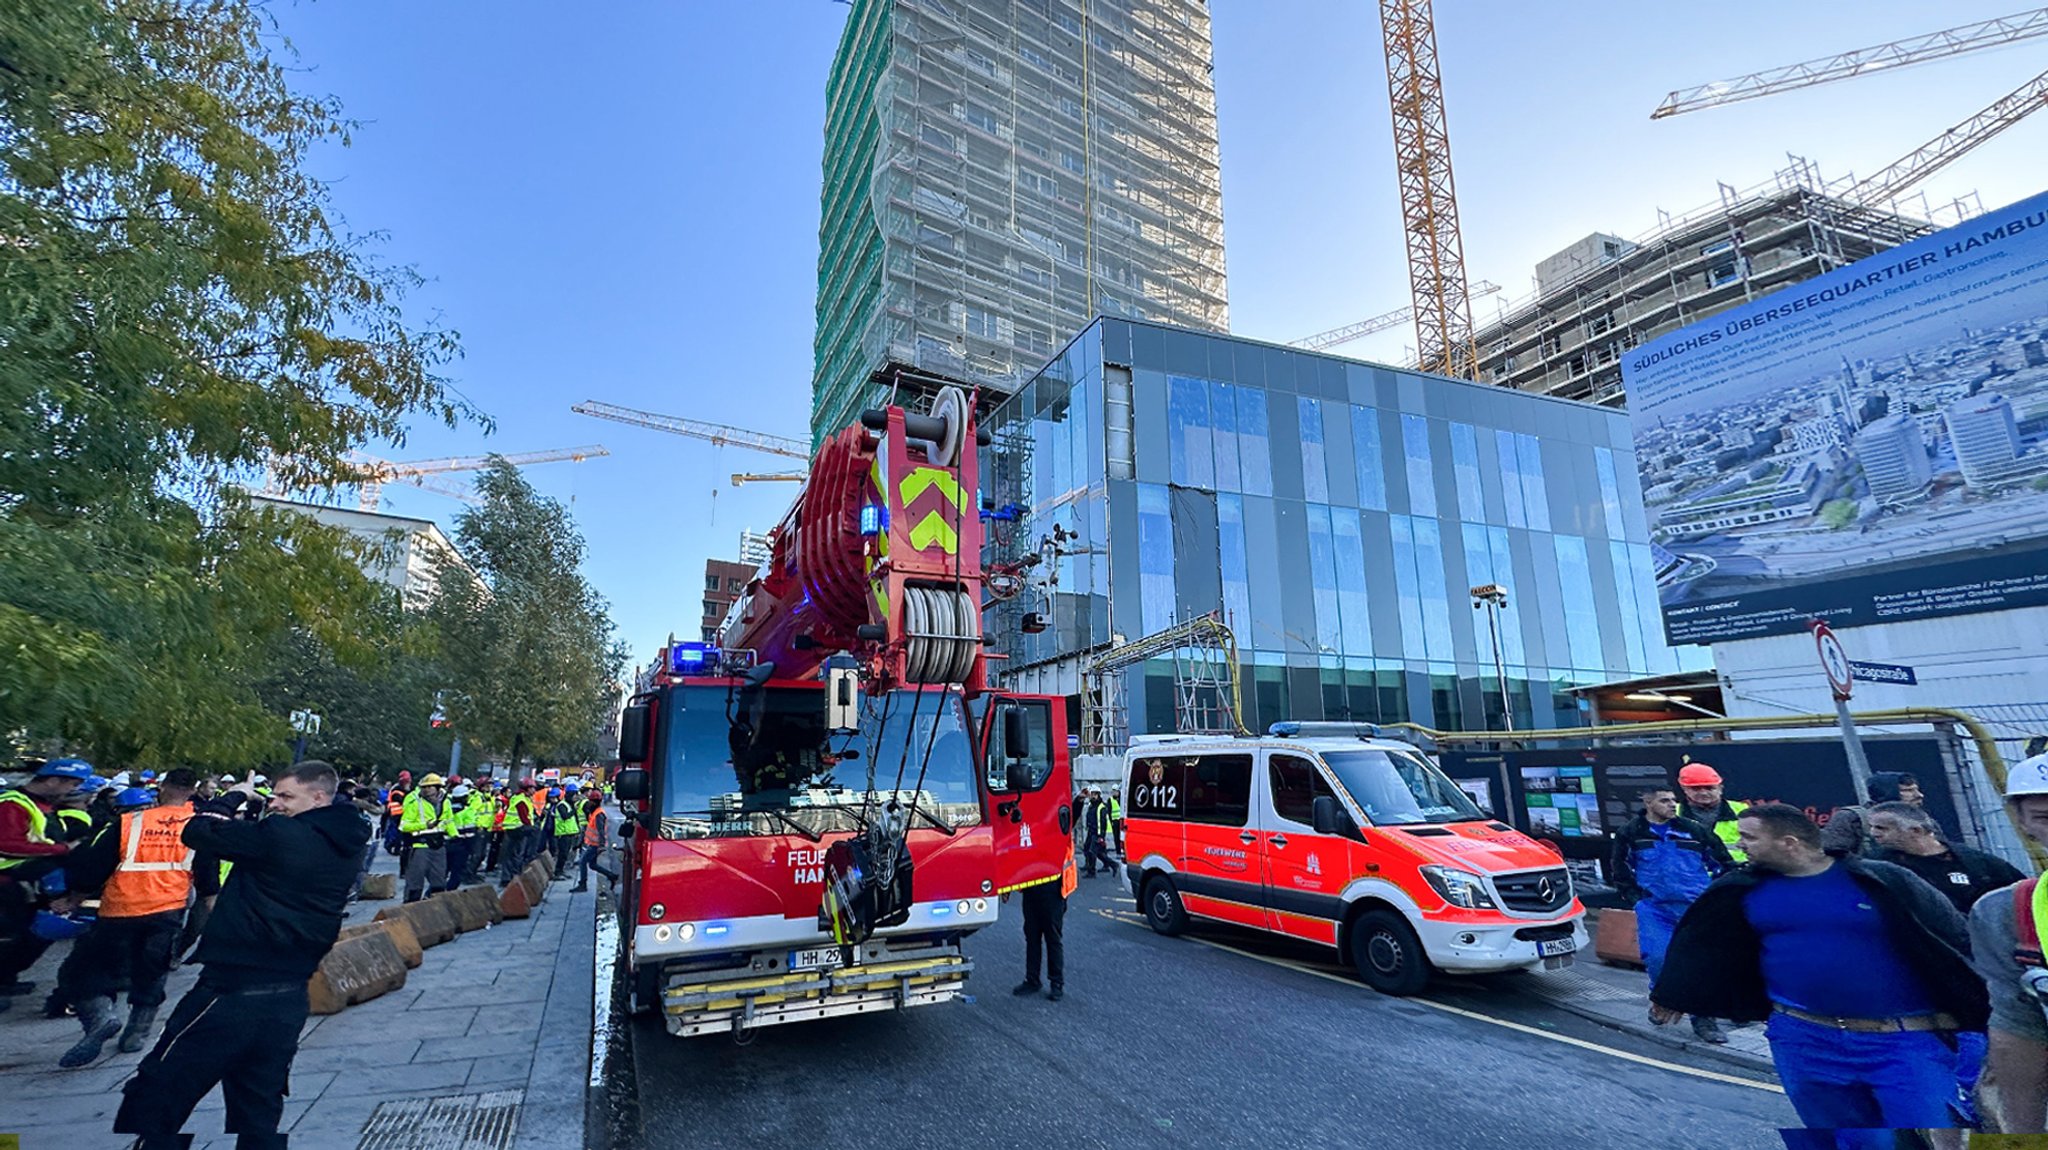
[110,771,132,787]
[450,784,472,798]
[2007,752,2048,798]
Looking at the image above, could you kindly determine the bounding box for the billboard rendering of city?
[1623,189,2048,644]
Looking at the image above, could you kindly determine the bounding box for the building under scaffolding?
[1473,160,1982,407]
[813,0,1230,445]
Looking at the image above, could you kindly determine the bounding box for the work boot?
[118,1004,158,1054]
[1047,987,1064,1002]
[1690,1015,1729,1045]
[571,884,588,893]
[1011,981,1042,996]
[60,996,121,1068]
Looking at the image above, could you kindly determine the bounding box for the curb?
[1533,993,1778,1078]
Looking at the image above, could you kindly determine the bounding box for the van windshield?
[1321,748,1484,826]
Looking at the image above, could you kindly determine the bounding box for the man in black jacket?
[114,761,368,1149]
[1649,803,1986,1142]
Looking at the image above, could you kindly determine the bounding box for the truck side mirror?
[825,655,860,734]
[1002,707,1030,761]
[1005,759,1033,792]
[615,769,649,803]
[1312,795,1341,836]
[619,703,651,765]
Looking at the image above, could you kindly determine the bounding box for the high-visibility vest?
[99,806,197,918]
[503,794,532,830]
[1693,799,1749,862]
[462,795,490,832]
[553,803,579,837]
[1059,844,1078,899]
[56,808,93,839]
[0,791,54,869]
[583,808,606,848]
[400,791,454,838]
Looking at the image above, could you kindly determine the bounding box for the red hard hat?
[398,770,413,781]
[1677,763,1722,787]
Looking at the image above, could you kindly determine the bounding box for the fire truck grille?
[1493,868,1572,914]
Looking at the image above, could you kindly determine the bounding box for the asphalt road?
[617,877,1798,1149]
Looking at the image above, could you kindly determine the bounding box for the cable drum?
[902,586,979,684]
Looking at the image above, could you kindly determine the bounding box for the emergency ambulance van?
[1121,722,1586,995]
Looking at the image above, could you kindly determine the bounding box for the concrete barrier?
[499,878,532,919]
[520,861,548,907]
[338,917,423,969]
[308,929,408,1014]
[432,887,498,933]
[358,872,399,901]
[375,898,458,949]
[1593,908,1643,968]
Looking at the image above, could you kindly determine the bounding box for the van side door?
[1259,752,1346,947]
[1175,753,1261,931]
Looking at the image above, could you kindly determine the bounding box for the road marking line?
[1100,908,1782,1095]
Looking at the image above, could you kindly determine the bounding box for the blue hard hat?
[69,776,111,797]
[30,910,92,942]
[113,787,155,810]
[564,782,580,791]
[35,758,95,781]
[139,770,157,781]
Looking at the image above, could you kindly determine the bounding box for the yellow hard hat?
[419,773,447,788]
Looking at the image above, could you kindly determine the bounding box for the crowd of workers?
[0,753,614,1147]
[1608,757,2048,1145]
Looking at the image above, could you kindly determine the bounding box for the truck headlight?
[1420,866,1497,910]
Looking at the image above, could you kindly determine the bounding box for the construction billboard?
[1623,190,2048,644]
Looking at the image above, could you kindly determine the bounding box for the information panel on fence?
[1439,737,1956,868]
[1622,189,2048,644]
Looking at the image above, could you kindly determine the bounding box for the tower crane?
[1652,9,2048,209]
[1291,281,1501,353]
[570,400,809,460]
[1377,0,1480,382]
[261,446,610,511]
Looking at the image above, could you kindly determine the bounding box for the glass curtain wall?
[984,319,1707,737]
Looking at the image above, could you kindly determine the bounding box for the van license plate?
[790,946,845,972]
[1537,937,1576,958]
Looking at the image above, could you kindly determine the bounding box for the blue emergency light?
[669,642,715,673]
[859,505,884,535]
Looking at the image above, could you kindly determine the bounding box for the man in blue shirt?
[1649,803,1986,1148]
[1607,786,1733,1042]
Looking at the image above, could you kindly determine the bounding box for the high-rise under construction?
[812,0,1229,444]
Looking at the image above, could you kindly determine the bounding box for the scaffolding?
[1468,158,1985,407]
[1080,611,1247,754]
[813,0,1230,445]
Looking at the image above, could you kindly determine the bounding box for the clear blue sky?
[271,0,2048,671]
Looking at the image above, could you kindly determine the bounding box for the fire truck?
[613,386,1073,1038]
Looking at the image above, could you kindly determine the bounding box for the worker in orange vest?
[571,792,619,893]
[53,768,199,1067]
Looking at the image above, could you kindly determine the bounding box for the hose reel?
[902,586,979,685]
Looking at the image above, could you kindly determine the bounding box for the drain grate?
[357,1089,523,1150]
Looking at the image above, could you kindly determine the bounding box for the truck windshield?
[1321,748,1484,827]
[660,685,983,838]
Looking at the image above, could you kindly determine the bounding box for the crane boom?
[1848,65,2048,206]
[1291,281,1501,352]
[1653,7,2048,119]
[1378,0,1479,381]
[354,445,609,480]
[571,400,809,461]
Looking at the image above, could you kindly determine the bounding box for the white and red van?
[1121,722,1586,995]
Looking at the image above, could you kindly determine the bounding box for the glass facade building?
[982,318,1708,737]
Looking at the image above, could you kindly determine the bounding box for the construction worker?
[53,770,199,1067]
[55,775,108,841]
[572,792,619,893]
[1966,753,2048,1132]
[0,760,91,1000]
[551,787,580,877]
[442,782,476,892]
[400,773,456,902]
[1676,762,1748,862]
[460,783,493,884]
[497,780,537,886]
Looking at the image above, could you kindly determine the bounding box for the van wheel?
[1143,877,1188,936]
[1350,909,1431,996]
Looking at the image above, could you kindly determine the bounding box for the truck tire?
[1143,876,1189,936]
[628,962,661,1017]
[1350,909,1431,996]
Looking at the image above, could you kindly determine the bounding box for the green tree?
[426,461,626,769]
[1,1,478,765]
[253,608,451,783]
[1819,499,1858,530]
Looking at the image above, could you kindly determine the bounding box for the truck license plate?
[1537,937,1576,958]
[790,946,845,972]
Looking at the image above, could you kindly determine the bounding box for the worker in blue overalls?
[1609,784,1735,1043]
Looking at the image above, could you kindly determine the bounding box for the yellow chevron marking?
[898,467,964,511]
[908,511,958,554]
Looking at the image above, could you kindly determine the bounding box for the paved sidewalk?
[1514,911,1774,1073]
[0,841,603,1150]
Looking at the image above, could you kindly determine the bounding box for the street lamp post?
[1470,585,1512,732]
